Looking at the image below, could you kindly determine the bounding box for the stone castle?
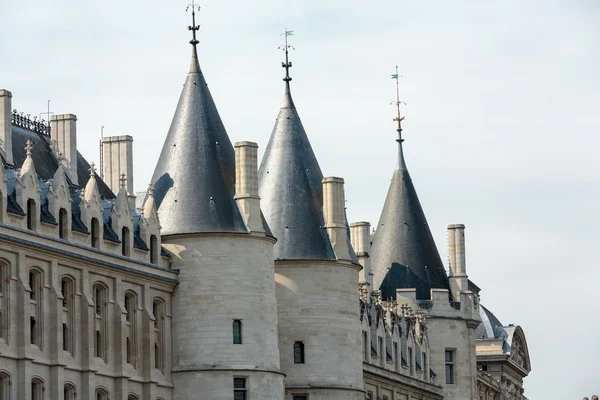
[0,15,531,400]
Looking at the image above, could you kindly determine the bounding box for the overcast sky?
[2,0,599,397]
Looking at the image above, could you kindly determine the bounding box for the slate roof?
[151,45,246,236]
[258,81,336,261]
[9,126,115,199]
[476,305,505,340]
[371,142,450,300]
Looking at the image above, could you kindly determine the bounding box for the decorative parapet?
[12,109,51,136]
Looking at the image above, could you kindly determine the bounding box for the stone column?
[0,90,13,165]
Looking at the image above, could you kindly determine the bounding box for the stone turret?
[258,51,364,399]
[151,17,283,399]
[370,125,480,399]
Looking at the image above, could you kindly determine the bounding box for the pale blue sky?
[2,0,599,397]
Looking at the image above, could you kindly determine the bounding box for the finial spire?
[279,29,295,82]
[25,140,33,157]
[391,66,405,143]
[186,1,201,46]
[89,162,97,177]
[120,173,127,188]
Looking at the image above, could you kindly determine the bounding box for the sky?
[1,0,599,397]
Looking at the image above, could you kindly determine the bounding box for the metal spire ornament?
[186,0,200,46]
[391,66,406,143]
[279,29,295,82]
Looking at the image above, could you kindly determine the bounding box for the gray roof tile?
[151,45,246,236]
[371,142,450,300]
[258,82,335,261]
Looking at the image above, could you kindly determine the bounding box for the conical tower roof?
[151,42,246,236]
[371,133,449,300]
[258,80,336,261]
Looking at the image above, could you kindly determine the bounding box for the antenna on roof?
[186,1,201,47]
[390,66,406,143]
[39,100,53,128]
[279,29,295,82]
[99,126,104,180]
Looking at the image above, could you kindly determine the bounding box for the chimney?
[234,141,263,232]
[50,114,78,186]
[101,135,134,195]
[350,221,372,286]
[0,90,13,165]
[322,177,351,261]
[447,224,468,299]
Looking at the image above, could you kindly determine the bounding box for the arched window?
[124,291,137,367]
[27,199,37,231]
[64,383,76,400]
[0,371,10,400]
[127,394,139,400]
[95,387,109,400]
[91,218,100,249]
[59,208,68,239]
[121,227,130,256]
[31,377,43,400]
[150,234,158,264]
[152,298,165,372]
[92,282,108,361]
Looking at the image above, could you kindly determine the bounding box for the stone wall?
[0,224,177,400]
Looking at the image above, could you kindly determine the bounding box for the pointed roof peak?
[150,14,246,235]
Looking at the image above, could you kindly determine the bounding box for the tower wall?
[397,288,480,400]
[165,234,284,400]
[275,260,364,400]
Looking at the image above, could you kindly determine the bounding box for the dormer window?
[27,199,37,231]
[122,227,130,256]
[91,218,100,249]
[59,208,68,239]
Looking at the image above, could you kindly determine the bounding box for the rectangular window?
[233,377,246,400]
[393,342,399,370]
[445,349,455,384]
[378,336,384,366]
[294,341,305,364]
[293,396,308,400]
[233,320,242,344]
[423,351,428,381]
[95,331,102,358]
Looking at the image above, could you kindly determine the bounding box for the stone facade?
[0,26,532,399]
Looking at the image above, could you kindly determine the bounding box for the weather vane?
[279,29,295,82]
[186,1,201,46]
[391,66,406,143]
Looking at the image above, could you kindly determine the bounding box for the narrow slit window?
[59,208,68,239]
[293,341,305,364]
[27,199,36,231]
[150,234,158,264]
[233,320,242,344]
[445,349,455,384]
[63,323,68,351]
[91,218,100,249]
[122,227,130,256]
